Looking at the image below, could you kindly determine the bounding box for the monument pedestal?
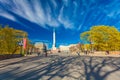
[52,46,57,50]
[51,46,58,53]
[51,49,59,53]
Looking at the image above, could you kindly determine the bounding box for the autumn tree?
[0,25,28,54]
[80,25,120,51]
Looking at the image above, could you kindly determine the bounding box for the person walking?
[77,51,80,56]
[37,52,40,56]
[84,48,88,55]
[106,50,109,55]
[43,43,47,57]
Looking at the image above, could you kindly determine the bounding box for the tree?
[0,25,4,54]
[0,25,28,54]
[80,25,120,51]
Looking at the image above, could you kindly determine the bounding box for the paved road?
[0,53,120,80]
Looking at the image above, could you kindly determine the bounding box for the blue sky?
[0,0,120,48]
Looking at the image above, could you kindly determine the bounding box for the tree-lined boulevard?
[1,1,120,80]
[0,53,120,80]
[0,25,120,80]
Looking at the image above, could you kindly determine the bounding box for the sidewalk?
[70,52,120,57]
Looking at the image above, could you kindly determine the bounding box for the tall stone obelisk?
[52,28,57,50]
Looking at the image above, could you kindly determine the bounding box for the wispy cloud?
[0,0,120,31]
[0,12,16,21]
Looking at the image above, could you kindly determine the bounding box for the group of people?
[37,50,48,57]
[76,50,110,56]
[76,49,88,56]
[37,44,48,57]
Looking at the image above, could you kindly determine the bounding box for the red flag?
[23,38,27,49]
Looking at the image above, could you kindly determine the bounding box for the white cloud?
[0,0,77,30]
[0,12,16,21]
[78,24,82,30]
[33,0,46,27]
[1,0,120,32]
[51,0,57,9]
[58,5,76,29]
[45,3,60,27]
[14,0,38,23]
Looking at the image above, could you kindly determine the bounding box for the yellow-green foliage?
[80,25,120,51]
[0,25,28,54]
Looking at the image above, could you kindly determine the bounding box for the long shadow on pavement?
[0,55,120,80]
[81,56,120,80]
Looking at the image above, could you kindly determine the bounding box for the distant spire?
[52,28,56,50]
